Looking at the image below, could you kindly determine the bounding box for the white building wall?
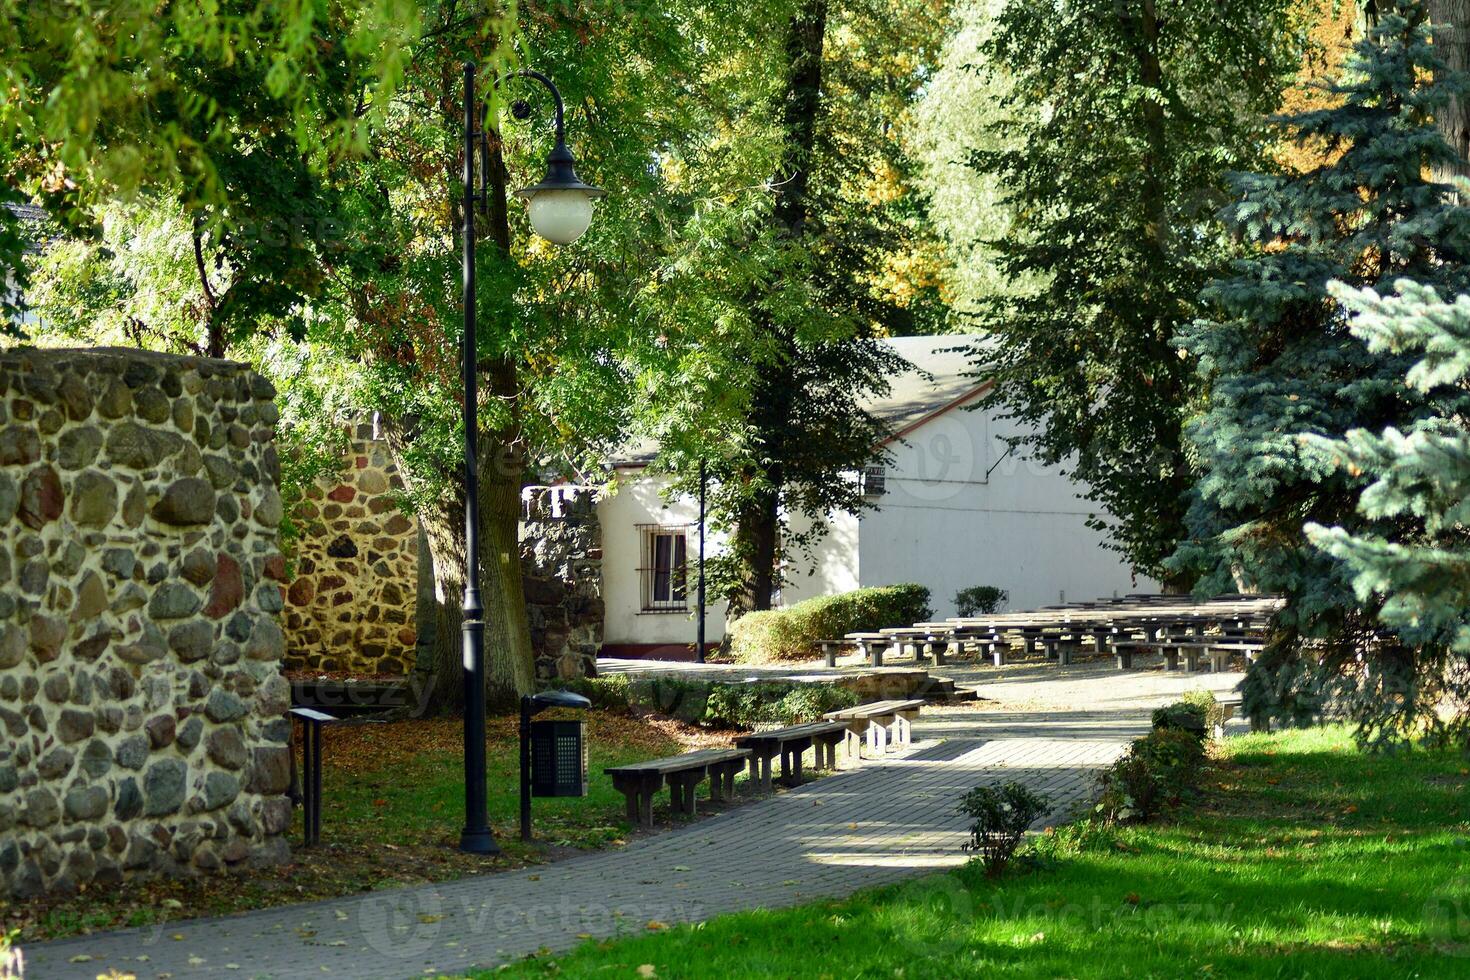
[857,394,1152,617]
[597,472,858,654]
[598,395,1155,654]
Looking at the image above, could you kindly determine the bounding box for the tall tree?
[1305,281,1470,746]
[687,0,950,618]
[1429,1,1470,180]
[317,0,800,707]
[1175,1,1470,745]
[967,0,1307,584]
[0,0,416,338]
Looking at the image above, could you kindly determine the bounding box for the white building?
[598,334,1154,659]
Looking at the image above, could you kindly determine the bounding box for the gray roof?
[4,202,50,254]
[613,333,990,467]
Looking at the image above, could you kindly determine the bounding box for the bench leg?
[639,787,654,828]
[867,642,883,668]
[1164,649,1179,672]
[1057,645,1073,666]
[624,791,639,825]
[893,715,911,746]
[992,644,1006,668]
[844,728,861,762]
[748,755,760,784]
[760,754,773,794]
[824,645,837,668]
[1115,652,1132,671]
[1184,651,1200,672]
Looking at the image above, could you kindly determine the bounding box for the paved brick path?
[23,708,1144,979]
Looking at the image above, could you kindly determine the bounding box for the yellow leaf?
[645,920,668,931]
[417,914,443,924]
[638,966,658,979]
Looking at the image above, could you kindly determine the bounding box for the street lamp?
[458,62,603,855]
[507,70,607,244]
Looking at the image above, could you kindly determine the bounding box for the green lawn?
[475,726,1470,978]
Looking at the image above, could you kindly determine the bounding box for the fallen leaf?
[638,966,658,978]
[187,955,206,966]
[672,865,691,872]
[417,914,443,924]
[646,920,668,931]
[67,955,92,963]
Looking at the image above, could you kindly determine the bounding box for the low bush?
[703,681,859,728]
[1151,700,1208,740]
[559,675,633,714]
[954,585,1009,617]
[958,781,1052,876]
[728,584,933,663]
[1180,688,1229,733]
[1095,726,1207,824]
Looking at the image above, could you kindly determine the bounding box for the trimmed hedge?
[728,584,934,663]
[621,677,859,728]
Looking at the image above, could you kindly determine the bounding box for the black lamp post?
[458,62,605,855]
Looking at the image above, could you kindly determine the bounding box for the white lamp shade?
[525,189,595,245]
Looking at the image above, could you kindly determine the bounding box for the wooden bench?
[1112,637,1263,671]
[605,748,751,829]
[818,638,853,667]
[734,721,848,794]
[846,632,895,667]
[823,699,925,758]
[879,627,951,665]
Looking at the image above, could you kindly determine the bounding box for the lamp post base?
[459,827,501,855]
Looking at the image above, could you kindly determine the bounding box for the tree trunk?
[1430,0,1470,183]
[476,432,535,708]
[383,413,470,714]
[381,416,535,714]
[728,481,782,618]
[727,0,828,619]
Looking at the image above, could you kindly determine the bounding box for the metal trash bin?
[530,718,587,797]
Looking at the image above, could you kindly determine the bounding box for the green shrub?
[954,585,1009,617]
[559,675,632,714]
[958,781,1051,876]
[1180,688,1228,733]
[1151,700,1208,740]
[1096,727,1207,824]
[703,681,858,728]
[728,584,933,663]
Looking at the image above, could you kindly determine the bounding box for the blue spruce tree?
[1305,281,1470,746]
[1175,0,1470,745]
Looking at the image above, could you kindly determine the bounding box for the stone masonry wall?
[281,418,417,675]
[521,486,602,681]
[0,348,291,899]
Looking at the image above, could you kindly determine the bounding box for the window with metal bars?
[637,524,689,612]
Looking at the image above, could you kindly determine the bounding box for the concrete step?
[917,676,979,704]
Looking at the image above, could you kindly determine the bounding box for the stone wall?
[521,486,602,681]
[0,347,291,899]
[281,418,417,675]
